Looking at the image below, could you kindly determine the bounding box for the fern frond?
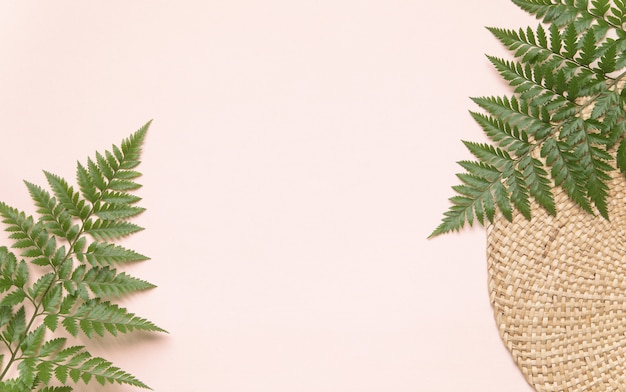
[92,203,145,220]
[591,0,611,16]
[119,122,149,170]
[429,165,503,237]
[60,300,165,338]
[487,55,570,107]
[471,96,552,137]
[578,29,600,65]
[598,39,618,73]
[512,0,613,30]
[511,0,580,27]
[64,265,155,298]
[100,191,141,205]
[42,346,149,388]
[504,166,532,219]
[488,26,554,63]
[431,0,626,237]
[519,155,556,215]
[76,242,148,266]
[608,0,626,26]
[0,377,34,391]
[0,290,27,308]
[20,326,46,357]
[0,121,159,389]
[3,307,26,344]
[0,247,28,294]
[541,136,595,213]
[28,274,55,301]
[462,141,514,169]
[83,220,143,241]
[471,112,531,156]
[42,172,89,221]
[0,203,60,266]
[24,182,73,239]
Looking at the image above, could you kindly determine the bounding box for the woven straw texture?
[487,160,626,390]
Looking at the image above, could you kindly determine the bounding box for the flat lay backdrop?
[0,1,538,391]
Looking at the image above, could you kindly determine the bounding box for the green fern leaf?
[432,0,626,236]
[429,179,503,237]
[76,162,99,203]
[541,137,594,214]
[591,0,610,17]
[61,300,165,338]
[493,180,513,221]
[471,96,551,137]
[14,261,28,289]
[0,290,26,307]
[82,220,142,241]
[20,325,46,357]
[73,267,154,298]
[28,273,55,300]
[95,152,115,182]
[536,23,548,47]
[462,141,513,169]
[548,23,563,54]
[578,29,599,65]
[4,307,26,343]
[0,122,159,389]
[0,307,12,330]
[0,204,50,262]
[591,91,620,120]
[0,379,34,392]
[571,134,613,218]
[99,191,141,205]
[609,0,626,25]
[505,167,532,220]
[487,56,567,107]
[458,161,502,182]
[45,346,149,389]
[563,23,579,59]
[36,361,54,386]
[43,314,58,332]
[598,41,618,73]
[38,387,73,392]
[24,182,72,238]
[617,138,626,173]
[92,203,145,220]
[43,172,89,220]
[511,0,578,27]
[107,179,142,191]
[118,122,149,170]
[76,242,148,266]
[39,338,67,358]
[488,26,552,64]
[63,265,154,299]
[0,250,28,294]
[17,358,36,388]
[42,284,63,314]
[519,156,557,216]
[86,157,107,192]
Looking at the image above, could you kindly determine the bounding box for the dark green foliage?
[0,121,164,390]
[431,0,626,236]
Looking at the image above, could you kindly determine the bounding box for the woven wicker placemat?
[487,163,626,390]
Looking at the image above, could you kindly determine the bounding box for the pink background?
[0,1,539,391]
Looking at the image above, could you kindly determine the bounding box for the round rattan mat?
[487,166,626,391]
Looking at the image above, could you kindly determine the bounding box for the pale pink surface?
[0,1,537,391]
